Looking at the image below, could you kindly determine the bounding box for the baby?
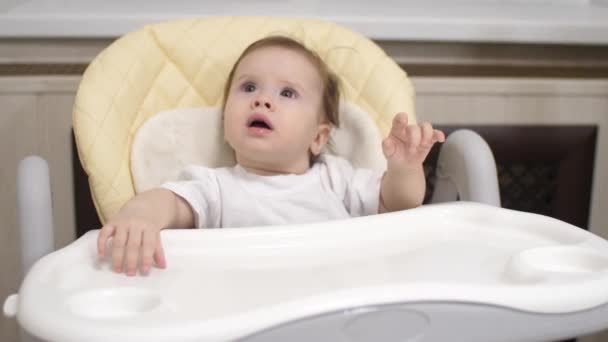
[97,36,445,276]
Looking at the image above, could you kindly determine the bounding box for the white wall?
[1,0,608,44]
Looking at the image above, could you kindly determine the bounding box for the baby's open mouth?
[249,120,271,129]
[246,114,274,131]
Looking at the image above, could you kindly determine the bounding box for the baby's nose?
[253,99,273,110]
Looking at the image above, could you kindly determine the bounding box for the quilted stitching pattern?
[73,16,416,223]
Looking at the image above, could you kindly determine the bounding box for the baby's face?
[223,46,329,174]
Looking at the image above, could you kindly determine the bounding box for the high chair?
[5,17,608,342]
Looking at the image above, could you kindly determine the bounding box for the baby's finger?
[154,232,167,269]
[111,227,128,273]
[433,129,446,143]
[140,230,157,274]
[392,112,409,127]
[125,228,143,276]
[97,225,115,257]
[406,125,421,152]
[390,113,409,139]
[420,122,434,149]
[381,136,397,158]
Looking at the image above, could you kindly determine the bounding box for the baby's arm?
[97,188,195,276]
[379,113,445,213]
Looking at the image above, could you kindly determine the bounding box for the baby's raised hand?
[382,112,445,170]
[97,212,166,276]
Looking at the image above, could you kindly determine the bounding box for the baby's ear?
[310,123,331,156]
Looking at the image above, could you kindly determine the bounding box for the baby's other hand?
[382,112,445,170]
[97,213,166,276]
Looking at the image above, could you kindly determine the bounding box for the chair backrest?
[72,16,416,223]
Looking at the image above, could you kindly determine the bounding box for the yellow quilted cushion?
[73,16,416,224]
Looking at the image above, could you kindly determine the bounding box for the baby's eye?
[280,88,297,98]
[241,82,256,92]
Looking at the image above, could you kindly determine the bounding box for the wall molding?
[412,77,608,96]
[2,39,608,77]
[0,76,79,92]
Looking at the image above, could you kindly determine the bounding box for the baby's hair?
[222,36,341,128]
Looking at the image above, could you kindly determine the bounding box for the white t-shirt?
[161,154,383,228]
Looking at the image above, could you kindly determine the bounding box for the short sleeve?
[320,154,383,217]
[160,166,222,228]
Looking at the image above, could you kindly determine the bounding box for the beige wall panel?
[0,94,37,342]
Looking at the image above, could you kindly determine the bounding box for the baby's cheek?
[222,118,240,145]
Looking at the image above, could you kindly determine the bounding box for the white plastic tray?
[6,202,608,342]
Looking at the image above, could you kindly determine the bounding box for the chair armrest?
[430,129,501,206]
[17,155,55,276]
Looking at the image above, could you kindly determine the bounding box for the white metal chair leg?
[17,155,55,276]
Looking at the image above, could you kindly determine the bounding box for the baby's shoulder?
[316,153,356,174]
[316,153,383,184]
[314,154,358,188]
[317,153,352,168]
